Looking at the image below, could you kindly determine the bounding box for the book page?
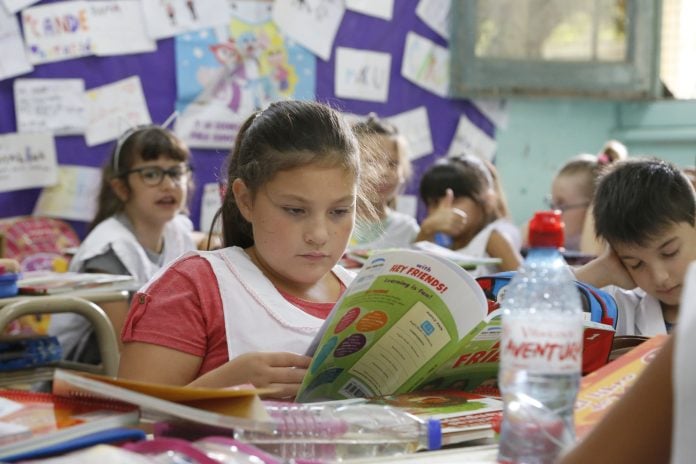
[297,249,487,402]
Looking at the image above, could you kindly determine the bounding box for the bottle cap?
[427,418,442,450]
[528,210,564,248]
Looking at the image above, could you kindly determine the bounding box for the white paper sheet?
[22,1,93,65]
[415,0,451,40]
[14,78,87,135]
[227,0,272,23]
[345,0,393,20]
[272,0,344,61]
[34,165,101,221]
[89,0,156,56]
[335,47,391,102]
[472,99,509,129]
[0,8,33,80]
[1,0,38,14]
[0,133,57,192]
[395,194,418,219]
[447,115,497,161]
[200,182,223,235]
[85,76,152,147]
[401,31,449,97]
[141,0,229,40]
[386,106,433,160]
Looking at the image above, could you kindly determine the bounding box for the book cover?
[574,334,669,439]
[297,249,616,403]
[17,271,136,296]
[0,389,139,460]
[52,370,275,433]
[371,390,502,446]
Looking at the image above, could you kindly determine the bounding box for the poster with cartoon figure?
[175,18,315,149]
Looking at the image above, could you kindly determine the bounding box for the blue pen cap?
[0,273,19,298]
[427,418,442,450]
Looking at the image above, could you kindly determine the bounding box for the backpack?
[475,271,618,374]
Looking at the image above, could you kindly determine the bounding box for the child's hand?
[599,245,636,289]
[420,189,468,238]
[226,352,312,399]
[576,244,636,290]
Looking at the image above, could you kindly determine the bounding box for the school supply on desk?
[17,271,136,295]
[4,427,146,462]
[370,390,502,446]
[0,335,62,371]
[52,369,274,432]
[297,250,616,403]
[574,334,669,440]
[0,389,139,461]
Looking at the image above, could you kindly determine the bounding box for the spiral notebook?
[0,389,140,460]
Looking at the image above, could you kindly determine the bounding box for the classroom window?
[450,0,661,98]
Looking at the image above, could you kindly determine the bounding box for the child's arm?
[188,352,311,399]
[486,229,523,271]
[574,244,636,289]
[415,189,468,242]
[119,343,311,399]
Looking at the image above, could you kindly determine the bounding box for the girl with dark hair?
[49,125,196,362]
[119,101,375,398]
[417,155,522,276]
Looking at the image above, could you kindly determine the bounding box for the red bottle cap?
[528,210,564,248]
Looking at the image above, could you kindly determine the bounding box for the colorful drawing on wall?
[33,165,100,222]
[21,1,93,65]
[401,31,449,98]
[175,18,315,149]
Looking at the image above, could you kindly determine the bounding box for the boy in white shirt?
[575,158,696,336]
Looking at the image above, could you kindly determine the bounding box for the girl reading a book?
[118,100,376,399]
[49,125,197,363]
[416,155,522,276]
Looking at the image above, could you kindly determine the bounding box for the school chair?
[0,296,120,385]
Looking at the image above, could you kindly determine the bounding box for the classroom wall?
[0,0,491,239]
[495,98,618,227]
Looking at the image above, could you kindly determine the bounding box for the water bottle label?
[501,319,582,373]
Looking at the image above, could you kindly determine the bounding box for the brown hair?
[214,100,374,248]
[90,126,192,231]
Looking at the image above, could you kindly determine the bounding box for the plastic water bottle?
[235,400,441,462]
[497,211,584,464]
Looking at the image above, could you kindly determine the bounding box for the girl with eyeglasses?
[49,125,197,364]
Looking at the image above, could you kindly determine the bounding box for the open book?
[52,369,274,433]
[297,249,615,403]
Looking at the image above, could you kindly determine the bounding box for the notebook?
[0,390,140,460]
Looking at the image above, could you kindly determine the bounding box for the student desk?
[0,289,129,380]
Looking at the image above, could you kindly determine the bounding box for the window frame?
[449,0,663,98]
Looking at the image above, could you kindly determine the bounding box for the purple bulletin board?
[0,0,494,238]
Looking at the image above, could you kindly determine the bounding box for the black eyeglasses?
[121,164,192,186]
[544,195,590,212]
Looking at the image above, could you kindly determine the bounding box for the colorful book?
[371,390,502,446]
[574,334,669,439]
[0,389,140,460]
[297,249,615,402]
